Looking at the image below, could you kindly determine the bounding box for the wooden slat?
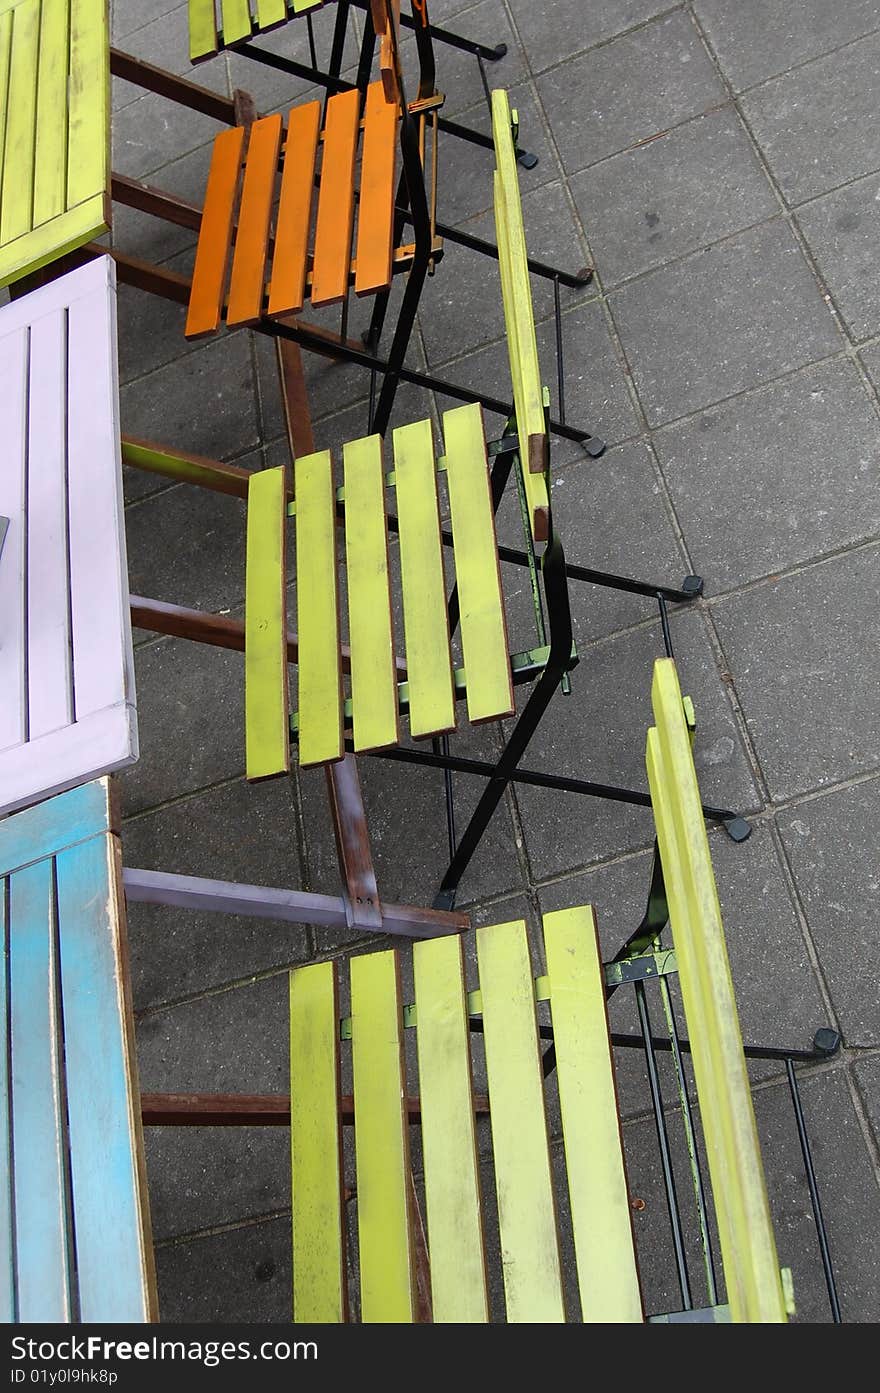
[0,325,27,756]
[56,834,156,1320]
[0,779,115,881]
[67,0,109,214]
[343,434,398,753]
[185,125,245,339]
[289,963,347,1322]
[32,0,70,229]
[0,0,40,245]
[268,100,321,318]
[245,466,290,780]
[392,417,455,739]
[0,10,13,220]
[350,949,417,1322]
[542,907,643,1322]
[9,859,72,1322]
[0,193,106,290]
[295,449,343,766]
[443,403,514,725]
[221,0,252,45]
[26,308,74,741]
[256,0,287,29]
[188,0,219,61]
[227,114,282,328]
[310,87,360,308]
[0,880,14,1321]
[476,918,565,1322]
[354,81,397,298]
[647,659,787,1324]
[412,934,488,1323]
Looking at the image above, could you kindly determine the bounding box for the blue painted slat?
[56,837,154,1321]
[9,860,72,1322]
[0,779,113,879]
[0,878,15,1321]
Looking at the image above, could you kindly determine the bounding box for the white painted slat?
[26,308,73,739]
[0,326,28,755]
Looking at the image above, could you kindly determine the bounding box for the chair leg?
[325,756,384,933]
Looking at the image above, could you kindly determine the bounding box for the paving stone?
[111,3,230,112]
[112,89,219,180]
[117,257,199,386]
[226,8,337,116]
[155,1216,291,1322]
[515,607,760,881]
[655,358,880,590]
[536,11,726,175]
[860,341,880,391]
[120,637,246,815]
[853,1056,880,1150]
[797,172,880,341]
[125,477,247,613]
[111,139,215,266]
[571,107,777,287]
[112,0,183,43]
[741,32,880,205]
[146,1126,290,1242]
[778,779,880,1047]
[754,1071,880,1322]
[124,776,311,1010]
[610,219,841,425]
[712,547,880,801]
[507,0,673,75]
[402,0,528,122]
[120,332,260,463]
[695,0,880,93]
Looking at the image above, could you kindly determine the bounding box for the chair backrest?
[0,255,137,818]
[491,87,550,544]
[646,658,788,1323]
[0,0,110,289]
[245,402,535,779]
[188,0,403,71]
[289,908,643,1322]
[0,779,156,1322]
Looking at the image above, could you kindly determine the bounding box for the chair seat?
[186,79,412,338]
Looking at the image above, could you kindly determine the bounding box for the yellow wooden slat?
[221,0,252,45]
[542,907,643,1323]
[256,0,287,30]
[289,963,347,1322]
[443,403,514,725]
[0,10,12,206]
[295,449,343,767]
[245,466,290,780]
[188,0,219,61]
[67,0,109,214]
[412,933,489,1323]
[342,434,399,753]
[349,949,417,1323]
[1,0,40,245]
[646,657,787,1324]
[32,0,69,229]
[392,417,455,739]
[476,918,565,1322]
[0,191,106,289]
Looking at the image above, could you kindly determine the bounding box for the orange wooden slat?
[268,101,321,319]
[355,82,398,299]
[185,125,245,339]
[311,88,361,309]
[227,114,283,328]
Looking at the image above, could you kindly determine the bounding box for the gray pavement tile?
[112,0,183,44]
[155,1216,291,1322]
[655,358,880,591]
[112,90,219,181]
[571,107,777,287]
[610,219,841,425]
[515,607,760,880]
[124,775,312,1010]
[754,1071,880,1322]
[117,260,199,386]
[712,547,880,801]
[405,0,528,122]
[126,480,247,613]
[860,341,880,391]
[111,140,214,266]
[778,779,880,1047]
[536,11,726,175]
[120,637,246,814]
[226,8,338,115]
[146,1127,289,1243]
[695,0,880,93]
[797,172,880,342]
[853,1056,880,1150]
[112,4,230,112]
[507,0,674,75]
[120,332,260,462]
[741,32,880,205]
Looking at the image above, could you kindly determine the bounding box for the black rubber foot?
[682,575,704,598]
[723,815,752,842]
[813,1027,842,1057]
[488,42,508,60]
[585,436,606,458]
[576,266,595,284]
[433,888,457,911]
[516,149,539,170]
